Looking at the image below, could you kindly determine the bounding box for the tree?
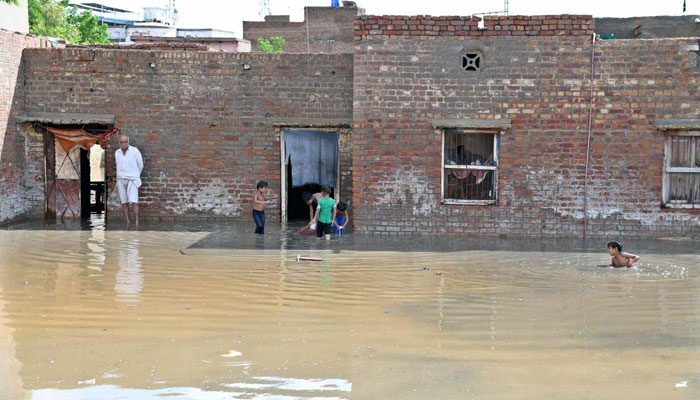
[257,36,285,53]
[2,0,20,5]
[66,4,108,44]
[28,0,109,44]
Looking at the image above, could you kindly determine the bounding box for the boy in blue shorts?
[332,201,349,234]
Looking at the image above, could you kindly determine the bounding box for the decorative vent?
[462,52,482,72]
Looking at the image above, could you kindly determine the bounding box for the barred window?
[663,133,700,208]
[442,129,498,205]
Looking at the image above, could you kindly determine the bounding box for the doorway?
[43,126,108,220]
[282,129,339,223]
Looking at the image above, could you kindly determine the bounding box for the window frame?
[441,128,499,206]
[662,130,700,209]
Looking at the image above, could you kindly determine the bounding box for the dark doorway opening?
[88,144,106,215]
[286,181,336,222]
[283,130,339,222]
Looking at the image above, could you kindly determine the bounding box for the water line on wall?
[583,32,596,237]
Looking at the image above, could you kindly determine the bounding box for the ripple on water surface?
[0,227,698,399]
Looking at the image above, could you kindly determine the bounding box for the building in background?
[243,2,364,53]
[69,1,249,51]
[131,33,250,52]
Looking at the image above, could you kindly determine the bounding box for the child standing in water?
[253,181,271,234]
[332,201,349,235]
[312,186,336,240]
[607,241,640,268]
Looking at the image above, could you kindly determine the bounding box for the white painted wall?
[0,0,29,34]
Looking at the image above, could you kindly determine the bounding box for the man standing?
[115,135,144,226]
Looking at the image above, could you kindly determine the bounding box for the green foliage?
[28,0,109,44]
[2,0,20,5]
[257,36,285,53]
[66,5,109,44]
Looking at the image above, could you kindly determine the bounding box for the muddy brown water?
[1,219,699,399]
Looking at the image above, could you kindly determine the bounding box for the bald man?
[115,135,144,225]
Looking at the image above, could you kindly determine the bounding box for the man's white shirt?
[115,146,144,187]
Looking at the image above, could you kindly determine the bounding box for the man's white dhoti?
[117,178,140,204]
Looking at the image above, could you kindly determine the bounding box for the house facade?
[1,12,699,237]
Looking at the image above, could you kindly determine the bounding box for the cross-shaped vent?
[462,52,482,72]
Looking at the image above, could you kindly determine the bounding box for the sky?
[105,0,699,37]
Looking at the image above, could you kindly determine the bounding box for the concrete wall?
[352,15,700,237]
[21,49,353,221]
[0,29,59,224]
[244,6,360,53]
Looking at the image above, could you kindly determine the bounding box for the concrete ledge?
[267,118,352,128]
[431,118,511,130]
[655,119,700,130]
[15,112,115,125]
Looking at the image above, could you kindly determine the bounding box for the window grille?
[442,129,498,205]
[663,132,700,208]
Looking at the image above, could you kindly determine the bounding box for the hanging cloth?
[284,130,338,188]
[43,126,120,152]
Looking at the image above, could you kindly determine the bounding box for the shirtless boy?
[607,241,640,268]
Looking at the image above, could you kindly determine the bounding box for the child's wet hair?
[256,180,269,190]
[321,185,331,194]
[607,241,622,251]
[337,201,347,211]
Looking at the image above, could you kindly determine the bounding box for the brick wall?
[354,15,595,40]
[244,7,359,53]
[21,49,353,221]
[353,27,700,237]
[0,29,59,223]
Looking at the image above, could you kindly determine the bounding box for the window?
[663,132,700,208]
[442,129,498,205]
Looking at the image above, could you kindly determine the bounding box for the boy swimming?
[607,241,640,268]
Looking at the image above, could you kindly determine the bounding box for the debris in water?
[185,307,191,310]
[78,378,96,385]
[435,272,442,276]
[297,255,323,262]
[422,266,430,271]
[222,350,242,358]
[22,281,29,285]
[675,381,688,388]
[179,249,186,255]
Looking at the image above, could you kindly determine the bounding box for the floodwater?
[1,218,699,399]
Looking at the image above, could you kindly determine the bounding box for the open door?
[42,125,116,220]
[282,130,339,222]
[45,136,82,219]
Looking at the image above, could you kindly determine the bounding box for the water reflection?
[0,267,25,399]
[114,238,143,303]
[32,376,351,399]
[87,228,106,272]
[0,227,698,399]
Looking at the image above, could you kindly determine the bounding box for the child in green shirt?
[313,185,336,240]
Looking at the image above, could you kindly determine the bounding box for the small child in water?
[332,201,349,234]
[312,185,336,241]
[253,181,271,234]
[607,241,640,268]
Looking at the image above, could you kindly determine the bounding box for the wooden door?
[46,138,82,219]
[44,133,56,219]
